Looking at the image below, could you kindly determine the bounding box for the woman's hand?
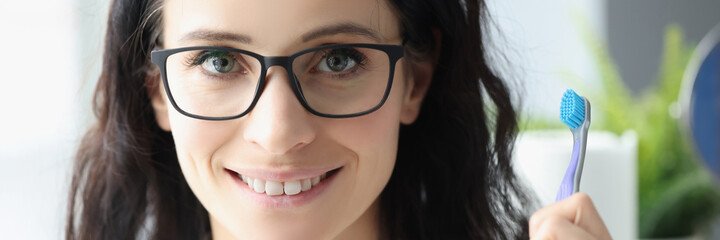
[529,193,613,240]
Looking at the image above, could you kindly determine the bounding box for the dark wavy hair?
[66,0,533,239]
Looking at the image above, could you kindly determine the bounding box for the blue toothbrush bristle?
[560,89,586,129]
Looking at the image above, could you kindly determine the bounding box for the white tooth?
[284,181,302,195]
[301,179,312,191]
[247,177,254,188]
[311,176,320,186]
[320,173,327,180]
[241,175,247,183]
[265,181,284,196]
[253,179,265,193]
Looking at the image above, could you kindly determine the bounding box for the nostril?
[286,141,310,153]
[241,110,315,155]
[245,130,313,155]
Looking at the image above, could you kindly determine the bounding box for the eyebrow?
[178,22,383,45]
[300,22,383,42]
[179,30,252,44]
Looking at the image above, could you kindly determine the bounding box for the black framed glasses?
[150,43,404,120]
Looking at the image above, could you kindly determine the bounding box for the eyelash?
[182,50,246,81]
[312,47,369,79]
[182,51,231,67]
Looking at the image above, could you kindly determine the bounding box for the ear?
[399,58,433,125]
[400,28,441,125]
[147,66,172,131]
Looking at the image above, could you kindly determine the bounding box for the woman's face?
[151,0,429,239]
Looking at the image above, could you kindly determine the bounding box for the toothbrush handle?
[556,140,581,202]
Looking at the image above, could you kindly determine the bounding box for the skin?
[530,193,613,240]
[147,0,612,239]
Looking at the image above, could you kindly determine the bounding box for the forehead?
[162,0,401,52]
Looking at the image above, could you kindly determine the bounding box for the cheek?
[328,112,398,153]
[330,107,400,186]
[345,111,399,194]
[166,110,241,193]
[324,71,407,199]
[169,114,238,158]
[328,63,408,152]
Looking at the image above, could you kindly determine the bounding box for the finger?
[532,215,597,240]
[529,193,612,239]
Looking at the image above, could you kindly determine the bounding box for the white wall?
[0,0,109,238]
[486,0,606,120]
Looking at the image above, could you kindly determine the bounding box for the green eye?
[196,51,238,74]
[317,48,364,72]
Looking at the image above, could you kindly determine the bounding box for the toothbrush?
[556,89,591,202]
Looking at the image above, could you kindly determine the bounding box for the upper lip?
[225,165,343,182]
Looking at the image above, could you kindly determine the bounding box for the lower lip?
[227,167,341,209]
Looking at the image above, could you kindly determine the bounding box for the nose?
[242,66,316,154]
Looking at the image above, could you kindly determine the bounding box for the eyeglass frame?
[150,43,405,120]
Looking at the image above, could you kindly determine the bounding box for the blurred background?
[0,0,718,239]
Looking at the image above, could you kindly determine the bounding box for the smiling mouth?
[225,167,341,196]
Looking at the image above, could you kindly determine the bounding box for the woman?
[66,0,612,239]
